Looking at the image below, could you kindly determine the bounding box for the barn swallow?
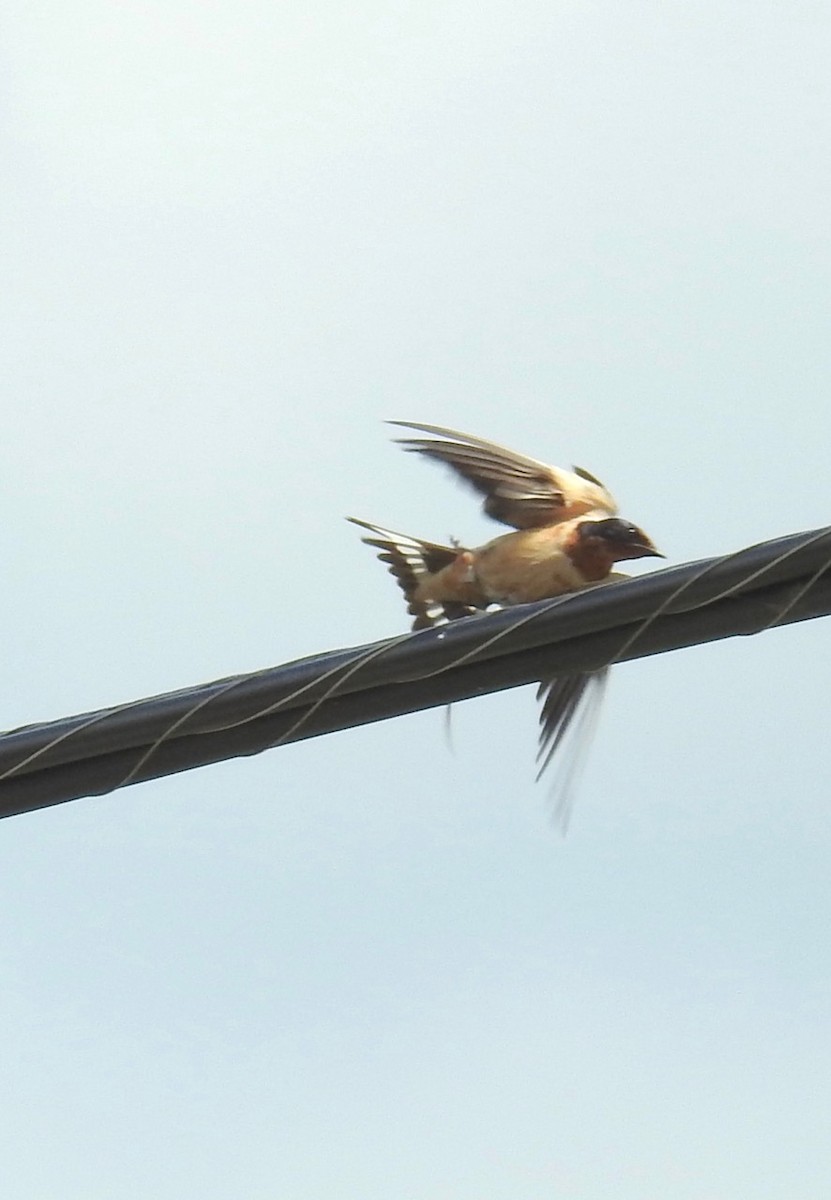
[347,514,661,620]
[350,423,662,821]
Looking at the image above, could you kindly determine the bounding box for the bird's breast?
[473,527,607,604]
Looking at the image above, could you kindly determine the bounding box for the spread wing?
[536,669,610,832]
[389,420,616,529]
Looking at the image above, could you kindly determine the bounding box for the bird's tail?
[347,517,484,629]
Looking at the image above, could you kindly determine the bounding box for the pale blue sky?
[2,3,830,1196]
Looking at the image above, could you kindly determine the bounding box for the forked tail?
[347,517,484,629]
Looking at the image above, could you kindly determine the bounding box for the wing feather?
[535,669,610,832]
[389,420,616,529]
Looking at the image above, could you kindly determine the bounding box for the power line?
[1,526,829,819]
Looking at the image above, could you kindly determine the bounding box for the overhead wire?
[0,525,829,819]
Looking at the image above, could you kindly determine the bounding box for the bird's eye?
[580,518,644,544]
[590,519,644,544]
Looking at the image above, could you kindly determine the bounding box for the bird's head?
[577,518,663,562]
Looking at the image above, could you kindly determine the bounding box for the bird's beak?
[630,538,664,559]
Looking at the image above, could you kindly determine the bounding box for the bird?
[346,514,661,622]
[349,422,662,822]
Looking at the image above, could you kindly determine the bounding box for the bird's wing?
[389,420,617,529]
[535,669,610,832]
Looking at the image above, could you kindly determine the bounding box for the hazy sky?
[3,3,831,1196]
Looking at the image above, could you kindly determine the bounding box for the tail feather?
[347,517,483,629]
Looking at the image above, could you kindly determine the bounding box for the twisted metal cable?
[1,526,829,819]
